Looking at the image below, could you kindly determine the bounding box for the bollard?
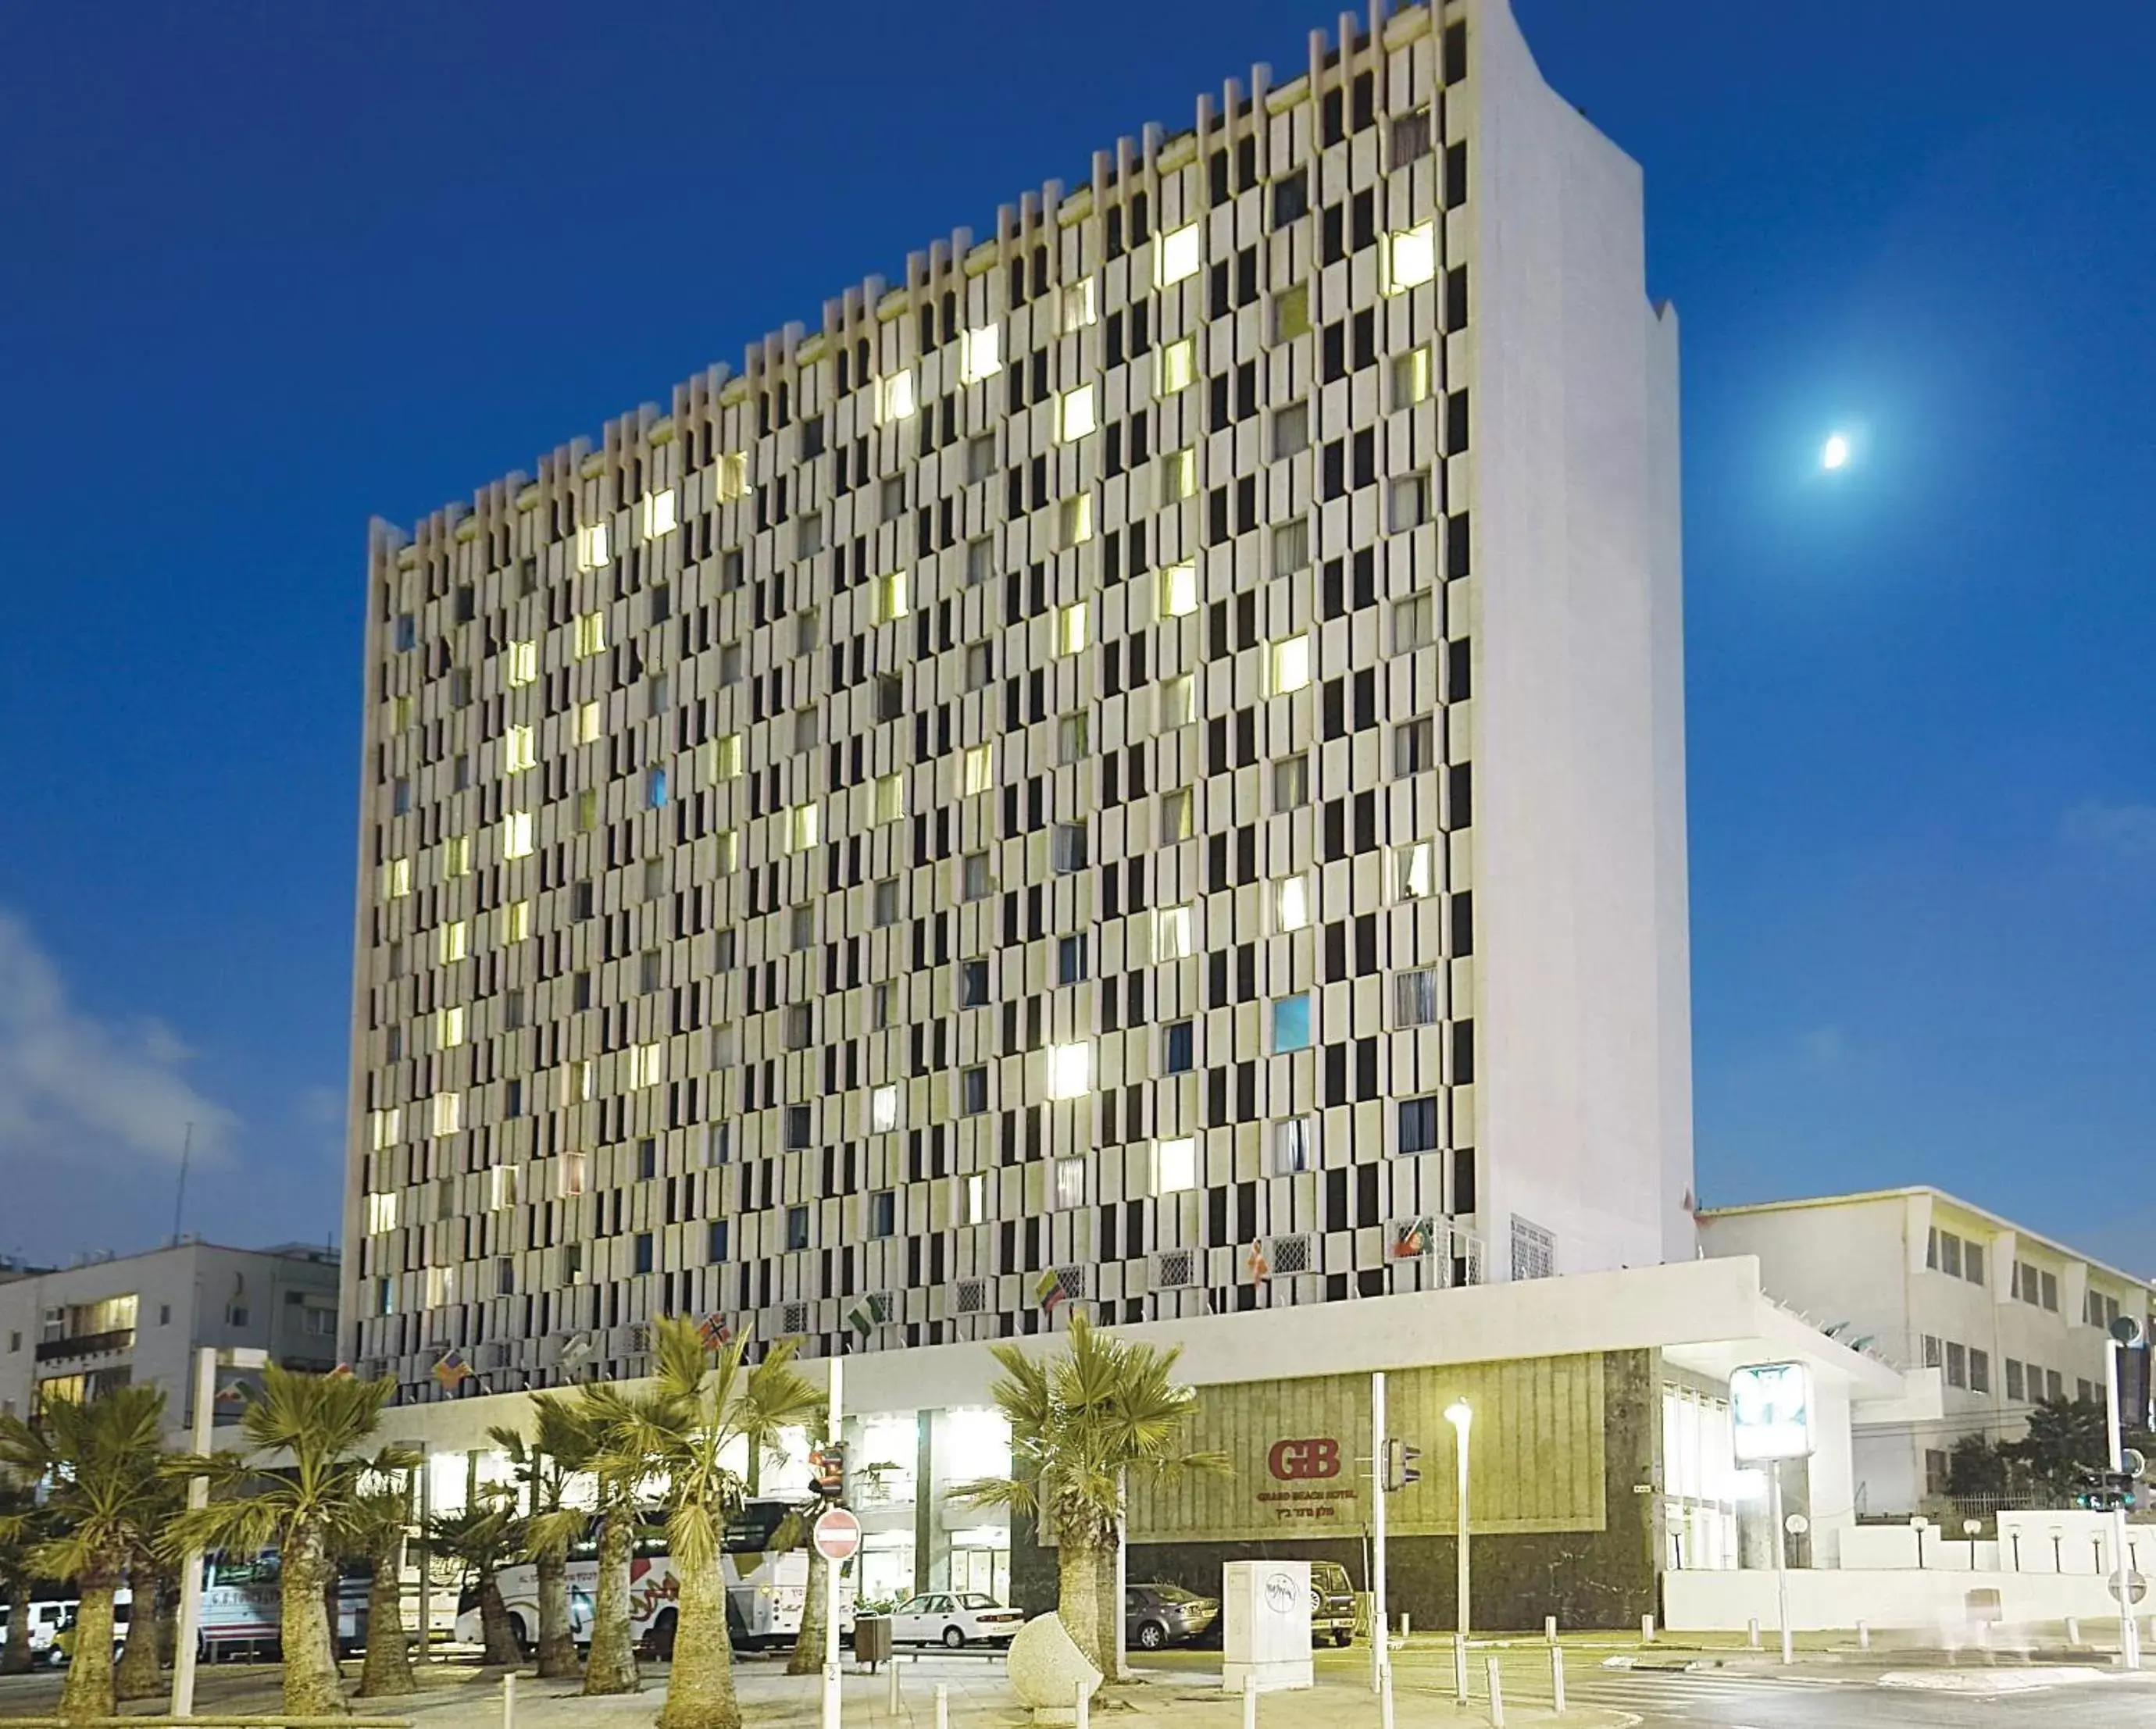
[1858,1619,1870,1652]
[1747,1617,1760,1650]
[1544,1614,1558,1645]
[1077,1678,1092,1729]
[1640,1613,1655,1645]
[2068,1615,2083,1649]
[888,1652,901,1717]
[937,1684,950,1729]
[1401,1612,1411,1642]
[1380,1660,1395,1729]
[1485,1655,1505,1729]
[502,1671,516,1729]
[1454,1631,1469,1704]
[1550,1644,1565,1715]
[1242,1674,1258,1729]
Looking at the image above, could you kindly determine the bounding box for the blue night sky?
[2,2,2151,1271]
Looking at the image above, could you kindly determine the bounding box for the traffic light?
[1382,1438,1422,1493]
[2071,1465,2140,1513]
[2118,1344,2153,1431]
[811,1443,848,1502]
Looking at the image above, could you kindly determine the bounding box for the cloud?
[2062,800,2156,868]
[0,911,239,1168]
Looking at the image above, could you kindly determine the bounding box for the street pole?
[1370,1371,1387,1693]
[1769,1463,1792,1666]
[1445,1402,1473,1659]
[823,1356,844,1729]
[169,1345,217,1717]
[2106,1339,2143,1671]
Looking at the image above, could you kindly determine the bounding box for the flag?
[1245,1244,1270,1282]
[1392,1218,1432,1259]
[1035,1271,1069,1314]
[327,1362,355,1380]
[698,1313,732,1349]
[845,1299,878,1339]
[559,1332,595,1369]
[432,1349,475,1391]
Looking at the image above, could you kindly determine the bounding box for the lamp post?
[1444,1399,1472,1702]
[170,1345,269,1718]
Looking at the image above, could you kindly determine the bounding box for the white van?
[0,1599,73,1667]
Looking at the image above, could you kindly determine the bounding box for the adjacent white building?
[1696,1187,2155,1516]
[0,1241,342,1435]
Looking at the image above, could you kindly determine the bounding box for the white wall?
[1465,0,1692,1282]
[1665,1564,2156,1635]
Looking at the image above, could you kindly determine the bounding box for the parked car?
[887,1592,1023,1649]
[1125,1581,1218,1651]
[1310,1561,1357,1647]
[0,1599,73,1667]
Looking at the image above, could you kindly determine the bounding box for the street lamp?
[1445,1400,1473,1702]
[171,1345,270,1717]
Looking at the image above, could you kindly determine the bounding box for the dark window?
[1398,1096,1442,1154]
[1165,1021,1194,1074]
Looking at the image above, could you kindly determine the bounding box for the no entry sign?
[812,1506,862,1563]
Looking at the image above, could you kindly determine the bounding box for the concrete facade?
[342,0,1690,1412]
[1697,1188,2156,1517]
[0,1241,341,1433]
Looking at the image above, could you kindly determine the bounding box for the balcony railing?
[34,1327,136,1362]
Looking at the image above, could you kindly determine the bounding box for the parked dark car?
[1125,1581,1219,1651]
[1310,1560,1357,1647]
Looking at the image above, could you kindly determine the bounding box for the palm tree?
[166,1367,413,1719]
[545,1390,654,1698]
[491,1399,587,1680]
[112,1486,182,1702]
[951,1314,1229,1681]
[779,1502,826,1678]
[586,1317,821,1729]
[0,1383,172,1724]
[0,1476,48,1677]
[347,1462,418,1699]
[432,1492,524,1667]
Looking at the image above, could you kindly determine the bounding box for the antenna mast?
[172,1121,195,1246]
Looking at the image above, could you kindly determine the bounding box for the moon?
[1821,433,1851,471]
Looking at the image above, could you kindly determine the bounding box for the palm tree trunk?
[356,1541,414,1698]
[278,1524,345,1717]
[582,1508,640,1695]
[1094,1540,1122,1684]
[479,1570,523,1667]
[57,1575,118,1724]
[115,1560,167,1699]
[1,1577,33,1675]
[535,1553,578,1679]
[1057,1538,1111,1680]
[656,1553,739,1729]
[786,1549,826,1676]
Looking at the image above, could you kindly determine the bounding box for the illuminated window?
[1058,385,1097,442]
[1269,636,1312,694]
[966,1172,987,1224]
[425,1266,455,1309]
[1392,348,1432,408]
[369,1107,402,1150]
[1274,876,1310,932]
[438,1006,466,1050]
[1157,337,1196,396]
[506,640,538,686]
[873,569,908,622]
[1155,1138,1198,1195]
[716,831,739,871]
[577,522,611,569]
[576,789,598,832]
[365,1191,398,1235]
[1384,221,1438,294]
[879,371,917,424]
[559,1151,589,1198]
[1054,1157,1087,1210]
[574,612,606,658]
[431,1093,462,1137]
[444,834,473,878]
[870,1085,899,1133]
[629,1043,663,1089]
[576,701,601,744]
[1162,448,1198,500]
[500,900,530,943]
[1394,841,1436,900]
[1056,601,1089,655]
[1156,904,1194,961]
[960,324,1001,383]
[1273,283,1311,341]
[503,725,536,775]
[380,857,412,900]
[789,803,820,851]
[1155,223,1202,287]
[713,734,744,779]
[1158,674,1194,729]
[487,1165,519,1210]
[1061,494,1093,547]
[502,811,534,859]
[715,451,749,501]
[1394,968,1441,1028]
[874,774,905,824]
[638,489,677,540]
[566,1060,594,1104]
[1158,789,1191,843]
[1046,1042,1093,1100]
[1062,279,1097,331]
[1393,594,1436,653]
[1158,561,1198,618]
[962,745,992,796]
[1272,995,1314,1053]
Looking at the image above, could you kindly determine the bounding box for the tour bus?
[459,1497,855,1658]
